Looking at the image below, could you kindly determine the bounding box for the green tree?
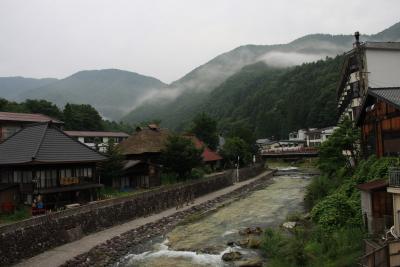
[99,139,124,187]
[318,118,360,175]
[189,113,219,150]
[23,99,63,119]
[63,103,103,130]
[220,137,252,167]
[161,135,203,180]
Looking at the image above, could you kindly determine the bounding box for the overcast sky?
[0,0,399,83]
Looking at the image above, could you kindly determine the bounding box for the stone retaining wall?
[0,166,264,266]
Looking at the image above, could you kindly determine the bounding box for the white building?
[288,129,308,142]
[337,33,400,122]
[64,131,130,152]
[306,126,338,147]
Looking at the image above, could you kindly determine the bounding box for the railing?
[389,167,400,187]
[261,147,319,154]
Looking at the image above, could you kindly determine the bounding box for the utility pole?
[236,155,240,183]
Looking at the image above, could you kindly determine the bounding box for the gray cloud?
[0,0,399,83]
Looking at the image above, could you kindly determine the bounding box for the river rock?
[239,227,263,236]
[222,251,243,261]
[235,258,263,267]
[282,221,297,229]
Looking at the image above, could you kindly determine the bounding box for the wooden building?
[0,122,107,210]
[0,111,63,142]
[117,125,169,189]
[357,87,400,157]
[357,179,393,235]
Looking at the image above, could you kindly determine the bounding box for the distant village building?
[64,130,129,152]
[337,33,400,122]
[184,135,223,170]
[288,129,307,142]
[0,111,63,142]
[0,123,107,212]
[306,126,338,147]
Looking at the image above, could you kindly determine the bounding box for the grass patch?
[0,206,31,224]
[98,187,149,199]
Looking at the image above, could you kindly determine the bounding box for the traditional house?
[0,122,107,211]
[337,33,400,122]
[184,135,223,170]
[64,130,129,152]
[0,111,63,142]
[357,179,393,235]
[116,125,169,189]
[357,88,400,157]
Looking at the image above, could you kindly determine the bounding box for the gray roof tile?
[369,87,400,109]
[0,123,107,165]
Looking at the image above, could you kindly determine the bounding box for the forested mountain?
[200,57,343,139]
[0,77,57,100]
[16,69,167,120]
[122,22,400,131]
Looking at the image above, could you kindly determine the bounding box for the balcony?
[389,167,400,188]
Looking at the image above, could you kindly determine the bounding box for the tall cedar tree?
[161,135,203,180]
[190,113,219,150]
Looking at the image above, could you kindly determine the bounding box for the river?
[116,168,311,267]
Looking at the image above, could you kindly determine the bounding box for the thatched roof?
[118,126,170,155]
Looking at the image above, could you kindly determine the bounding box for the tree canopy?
[0,98,134,133]
[189,112,219,150]
[161,135,203,180]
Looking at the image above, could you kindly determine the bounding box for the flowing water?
[117,169,311,267]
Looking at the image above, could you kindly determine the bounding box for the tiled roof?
[356,179,388,192]
[185,135,223,162]
[364,42,400,50]
[64,131,129,138]
[369,87,400,110]
[0,123,107,165]
[0,112,63,124]
[119,128,170,155]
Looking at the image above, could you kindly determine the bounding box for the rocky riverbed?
[61,171,277,267]
[117,169,311,267]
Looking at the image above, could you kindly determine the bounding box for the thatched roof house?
[116,125,169,189]
[118,125,170,159]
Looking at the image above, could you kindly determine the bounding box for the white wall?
[366,49,400,88]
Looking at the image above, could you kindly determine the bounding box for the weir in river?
[116,168,311,267]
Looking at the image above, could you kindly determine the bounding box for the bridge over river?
[261,147,319,159]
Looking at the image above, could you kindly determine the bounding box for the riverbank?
[14,170,274,267]
[118,168,311,267]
